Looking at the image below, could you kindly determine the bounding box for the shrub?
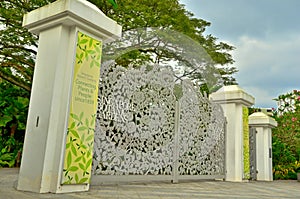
[273,161,300,180]
[272,90,300,179]
[0,81,29,167]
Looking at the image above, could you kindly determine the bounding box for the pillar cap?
[249,112,277,128]
[210,85,255,107]
[23,0,122,41]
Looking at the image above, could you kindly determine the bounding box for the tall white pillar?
[249,112,277,181]
[17,0,121,193]
[210,85,255,182]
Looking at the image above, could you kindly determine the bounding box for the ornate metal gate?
[92,64,226,183]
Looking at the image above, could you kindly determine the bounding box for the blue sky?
[180,0,300,108]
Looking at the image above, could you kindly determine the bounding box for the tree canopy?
[0,0,237,92]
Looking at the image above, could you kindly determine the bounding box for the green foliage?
[273,161,300,180]
[0,0,56,91]
[275,90,300,115]
[273,91,300,160]
[96,0,237,86]
[272,137,297,166]
[1,0,237,92]
[107,0,117,8]
[272,90,300,179]
[0,80,29,167]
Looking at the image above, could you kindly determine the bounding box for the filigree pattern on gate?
[93,64,176,175]
[92,63,226,178]
[178,80,225,175]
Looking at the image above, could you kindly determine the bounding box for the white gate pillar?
[210,85,255,182]
[17,0,121,193]
[249,112,277,181]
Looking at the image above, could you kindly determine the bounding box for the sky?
[180,0,300,108]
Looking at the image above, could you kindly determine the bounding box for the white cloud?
[180,0,300,108]
[242,86,278,108]
[233,34,300,107]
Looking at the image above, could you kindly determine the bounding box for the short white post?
[210,85,255,182]
[249,112,277,181]
[17,0,121,193]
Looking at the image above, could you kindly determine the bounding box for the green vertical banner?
[243,107,250,180]
[62,31,102,184]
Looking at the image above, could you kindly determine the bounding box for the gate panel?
[249,127,257,180]
[93,65,176,176]
[176,81,225,178]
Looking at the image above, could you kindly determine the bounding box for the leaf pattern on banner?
[76,32,102,68]
[62,31,101,185]
[63,112,96,184]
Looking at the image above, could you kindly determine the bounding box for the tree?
[0,0,237,93]
[94,0,237,88]
[272,90,300,179]
[0,0,56,92]
[273,90,300,159]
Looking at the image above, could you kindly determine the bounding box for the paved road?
[0,168,299,199]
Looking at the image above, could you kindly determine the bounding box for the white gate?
[92,64,225,184]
